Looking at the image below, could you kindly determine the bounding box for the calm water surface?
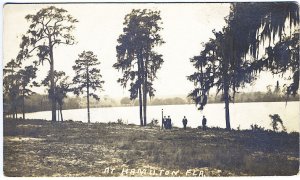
[24,101,299,132]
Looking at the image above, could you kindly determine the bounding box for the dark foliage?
[113,9,164,126]
[17,6,78,121]
[72,51,104,123]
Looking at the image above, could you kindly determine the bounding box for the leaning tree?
[17,6,78,121]
[72,51,104,123]
[113,9,164,126]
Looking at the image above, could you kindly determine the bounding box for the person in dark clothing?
[166,115,171,129]
[182,116,188,130]
[166,116,170,129]
[162,116,167,129]
[202,116,207,130]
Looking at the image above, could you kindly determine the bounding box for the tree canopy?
[17,6,78,121]
[188,27,255,130]
[113,9,164,126]
[228,2,299,95]
[3,60,37,119]
[73,51,104,123]
[188,2,299,130]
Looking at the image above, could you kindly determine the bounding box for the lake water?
[24,101,299,132]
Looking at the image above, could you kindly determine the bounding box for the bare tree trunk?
[138,53,144,126]
[12,109,15,120]
[138,86,143,126]
[22,87,25,120]
[224,84,231,130]
[143,63,147,126]
[49,46,56,122]
[57,107,60,122]
[86,67,90,123]
[140,51,147,126]
[60,104,63,122]
[143,86,147,126]
[15,107,18,119]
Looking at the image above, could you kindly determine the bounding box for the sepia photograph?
[2,1,300,177]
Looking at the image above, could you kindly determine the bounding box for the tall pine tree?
[113,9,164,126]
[72,51,104,123]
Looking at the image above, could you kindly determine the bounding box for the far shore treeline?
[8,90,299,114]
[3,3,299,130]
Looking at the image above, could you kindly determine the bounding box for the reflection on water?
[24,101,299,132]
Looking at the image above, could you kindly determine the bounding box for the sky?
[3,3,291,99]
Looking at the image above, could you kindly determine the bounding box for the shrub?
[148,118,159,127]
[269,114,286,132]
[117,118,124,124]
[250,124,265,132]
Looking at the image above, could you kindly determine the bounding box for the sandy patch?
[5,136,45,142]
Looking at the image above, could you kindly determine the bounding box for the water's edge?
[21,101,299,132]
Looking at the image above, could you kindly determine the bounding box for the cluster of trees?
[3,60,37,119]
[10,94,120,113]
[188,2,299,130]
[120,86,299,106]
[7,85,296,115]
[113,9,165,126]
[210,91,299,104]
[4,3,299,129]
[9,94,81,113]
[209,83,300,103]
[4,7,104,123]
[4,7,165,125]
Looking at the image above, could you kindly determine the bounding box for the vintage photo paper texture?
[2,1,300,177]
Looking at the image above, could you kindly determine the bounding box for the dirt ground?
[3,118,299,177]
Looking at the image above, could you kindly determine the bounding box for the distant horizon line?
[30,90,284,99]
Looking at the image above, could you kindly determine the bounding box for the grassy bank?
[3,118,299,177]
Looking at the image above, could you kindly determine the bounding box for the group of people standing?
[162,116,172,129]
[162,114,208,130]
